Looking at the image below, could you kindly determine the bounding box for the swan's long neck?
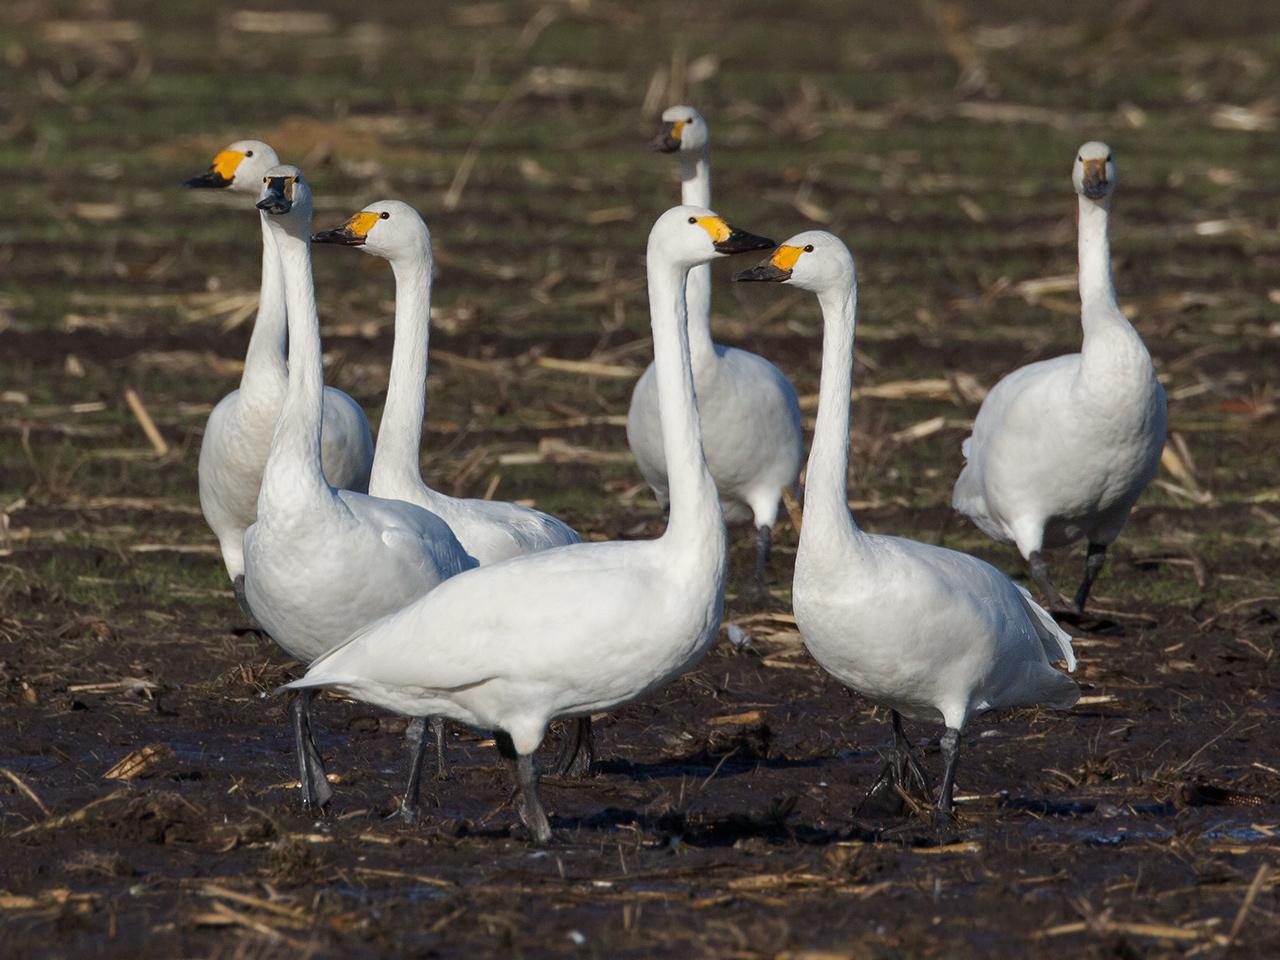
[1076,195,1152,387]
[1078,196,1118,316]
[260,215,330,507]
[648,248,723,549]
[238,215,289,399]
[800,282,864,554]
[679,151,716,371]
[370,251,433,496]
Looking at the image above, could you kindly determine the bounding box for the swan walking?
[185,141,374,624]
[312,200,585,785]
[951,143,1167,614]
[242,167,475,811]
[288,207,775,839]
[628,106,803,600]
[737,232,1079,815]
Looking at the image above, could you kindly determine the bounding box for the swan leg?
[290,690,333,811]
[496,730,551,844]
[935,727,961,814]
[400,719,430,824]
[232,575,264,631]
[432,717,450,781]
[1027,551,1068,610]
[892,711,933,800]
[857,711,933,816]
[551,717,595,779]
[741,525,772,604]
[754,524,772,591]
[1072,542,1108,613]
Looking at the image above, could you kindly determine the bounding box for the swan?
[311,199,587,781]
[287,206,776,840]
[185,140,374,624]
[951,143,1167,615]
[628,106,803,600]
[242,165,476,811]
[736,231,1079,815]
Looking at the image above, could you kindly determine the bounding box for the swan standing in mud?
[951,143,1167,615]
[242,167,475,811]
[288,207,775,840]
[738,232,1079,814]
[312,199,586,784]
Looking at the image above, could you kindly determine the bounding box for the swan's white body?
[738,232,1077,799]
[313,201,579,566]
[188,141,374,582]
[952,143,1166,588]
[289,207,766,787]
[241,168,475,665]
[628,107,802,535]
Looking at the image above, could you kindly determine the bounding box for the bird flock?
[181,108,1166,842]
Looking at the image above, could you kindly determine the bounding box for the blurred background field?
[1,1,1278,957]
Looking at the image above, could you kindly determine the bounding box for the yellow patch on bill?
[669,119,687,141]
[344,211,381,238]
[769,245,805,271]
[211,150,245,180]
[694,215,732,243]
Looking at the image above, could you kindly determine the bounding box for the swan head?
[312,199,428,260]
[184,139,279,193]
[255,164,311,219]
[1073,141,1116,202]
[651,105,708,154]
[733,230,855,292]
[650,205,774,269]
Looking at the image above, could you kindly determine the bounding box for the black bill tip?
[311,227,362,245]
[184,170,232,189]
[734,262,791,282]
[713,229,776,256]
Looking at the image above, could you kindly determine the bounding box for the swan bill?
[714,228,776,255]
[650,119,686,153]
[256,175,297,215]
[1081,158,1110,200]
[693,216,774,255]
[312,211,380,246]
[184,149,245,189]
[734,244,805,282]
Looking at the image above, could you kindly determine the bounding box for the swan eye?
[245,150,254,157]
[688,216,697,224]
[804,244,814,252]
[1106,154,1112,162]
[1077,155,1082,162]
[380,212,390,220]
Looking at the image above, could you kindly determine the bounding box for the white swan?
[288,206,776,840]
[185,140,374,623]
[952,142,1167,615]
[242,166,476,810]
[312,199,586,780]
[311,200,580,562]
[737,231,1079,814]
[628,106,803,599]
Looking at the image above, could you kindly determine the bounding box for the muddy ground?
[2,1,1278,957]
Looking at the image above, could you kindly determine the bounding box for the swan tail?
[950,460,985,517]
[281,673,352,694]
[1037,667,1081,711]
[1016,584,1077,672]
